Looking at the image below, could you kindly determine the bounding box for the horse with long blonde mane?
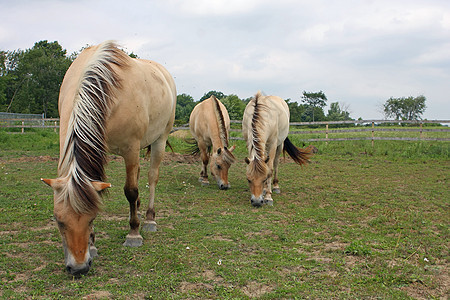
[189,96,236,189]
[242,92,313,207]
[41,41,176,276]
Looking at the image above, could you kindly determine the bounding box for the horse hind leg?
[123,151,143,247]
[142,138,166,232]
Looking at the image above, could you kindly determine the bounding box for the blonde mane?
[212,96,235,164]
[248,92,269,175]
[57,41,129,214]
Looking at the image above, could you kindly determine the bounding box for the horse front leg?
[272,144,283,194]
[198,140,209,186]
[142,139,165,232]
[123,151,143,247]
[264,147,278,206]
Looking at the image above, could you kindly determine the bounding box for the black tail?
[283,137,313,165]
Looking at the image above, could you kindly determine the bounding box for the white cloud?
[0,0,449,119]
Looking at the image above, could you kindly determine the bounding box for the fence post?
[420,122,423,139]
[326,123,329,145]
[371,122,375,147]
[21,121,25,134]
[54,121,57,133]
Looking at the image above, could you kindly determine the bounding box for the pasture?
[0,129,448,299]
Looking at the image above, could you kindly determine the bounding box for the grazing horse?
[242,92,313,207]
[41,41,176,276]
[189,96,236,189]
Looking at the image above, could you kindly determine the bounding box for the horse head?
[41,178,110,276]
[210,145,236,190]
[244,155,270,207]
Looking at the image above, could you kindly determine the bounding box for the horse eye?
[216,164,222,170]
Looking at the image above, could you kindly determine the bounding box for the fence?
[1,117,449,143]
[175,119,450,144]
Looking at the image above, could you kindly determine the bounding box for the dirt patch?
[241,281,274,298]
[0,155,58,163]
[82,291,112,299]
[170,129,191,139]
[163,152,199,164]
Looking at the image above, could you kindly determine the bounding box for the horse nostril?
[66,266,72,274]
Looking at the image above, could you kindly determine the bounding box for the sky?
[1,0,449,120]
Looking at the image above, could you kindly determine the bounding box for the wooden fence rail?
[1,118,449,143]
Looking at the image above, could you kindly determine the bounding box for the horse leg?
[272,144,283,194]
[123,150,143,247]
[198,140,209,186]
[142,138,165,232]
[264,146,277,206]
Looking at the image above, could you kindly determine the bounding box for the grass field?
[0,130,449,299]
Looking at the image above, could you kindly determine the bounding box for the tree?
[2,41,72,117]
[383,96,426,120]
[0,50,23,111]
[327,102,352,121]
[200,90,225,101]
[221,94,246,120]
[285,99,307,122]
[301,91,327,122]
[175,93,196,123]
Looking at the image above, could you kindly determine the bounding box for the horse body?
[243,92,312,206]
[42,41,176,275]
[189,96,235,189]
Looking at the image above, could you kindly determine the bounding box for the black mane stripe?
[249,92,269,175]
[211,95,228,147]
[58,41,128,214]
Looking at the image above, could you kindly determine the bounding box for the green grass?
[0,129,448,299]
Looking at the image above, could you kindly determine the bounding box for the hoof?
[264,199,274,206]
[142,221,157,232]
[273,188,281,194]
[201,181,209,186]
[123,234,143,247]
[89,245,98,257]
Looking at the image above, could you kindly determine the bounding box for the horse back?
[189,97,230,148]
[106,58,177,154]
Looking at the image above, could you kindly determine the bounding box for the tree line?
[1,40,426,122]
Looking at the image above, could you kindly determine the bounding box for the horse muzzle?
[63,244,94,276]
[66,258,92,276]
[217,179,230,190]
[250,195,264,207]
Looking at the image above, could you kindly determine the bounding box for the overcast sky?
[1,0,449,119]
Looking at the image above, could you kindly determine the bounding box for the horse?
[189,96,236,189]
[242,92,313,207]
[41,41,176,276]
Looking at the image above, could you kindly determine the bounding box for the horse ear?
[245,157,250,164]
[41,178,65,190]
[41,178,57,187]
[217,148,222,155]
[228,145,236,152]
[91,181,112,191]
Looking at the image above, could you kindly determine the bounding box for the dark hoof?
[142,221,157,232]
[123,234,143,247]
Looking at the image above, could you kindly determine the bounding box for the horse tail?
[283,137,314,165]
[145,140,174,158]
[184,138,201,156]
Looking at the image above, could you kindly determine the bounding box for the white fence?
[1,117,449,142]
